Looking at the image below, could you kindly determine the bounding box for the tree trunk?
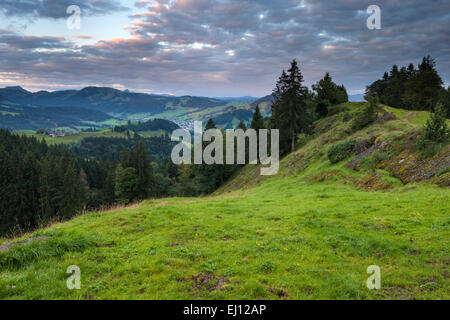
[291,130,295,152]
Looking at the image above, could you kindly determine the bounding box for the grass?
[20,129,132,145]
[0,102,448,300]
[19,128,169,145]
[139,130,167,138]
[0,181,448,300]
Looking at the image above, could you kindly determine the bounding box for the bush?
[327,140,356,164]
[416,104,449,157]
[360,151,389,170]
[351,96,378,131]
[296,133,309,148]
[342,112,352,122]
[417,103,449,150]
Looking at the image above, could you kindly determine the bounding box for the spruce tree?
[250,105,264,131]
[271,59,309,153]
[62,159,85,219]
[115,165,139,204]
[130,141,152,199]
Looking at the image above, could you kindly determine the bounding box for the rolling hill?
[0,102,448,299]
[0,95,120,131]
[0,86,259,128]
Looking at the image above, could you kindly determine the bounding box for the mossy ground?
[0,103,448,300]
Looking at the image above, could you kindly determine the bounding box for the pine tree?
[129,141,152,199]
[103,167,116,205]
[237,120,246,130]
[367,56,445,112]
[38,157,53,220]
[403,56,443,110]
[205,118,216,131]
[193,118,225,194]
[271,59,310,153]
[114,165,138,204]
[250,105,264,130]
[61,158,85,219]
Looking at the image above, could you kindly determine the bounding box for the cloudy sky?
[0,0,449,97]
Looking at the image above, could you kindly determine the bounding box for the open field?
[17,129,132,145]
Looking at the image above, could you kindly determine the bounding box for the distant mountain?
[0,86,228,117]
[214,96,258,102]
[0,99,118,130]
[0,86,31,103]
[250,94,274,116]
[0,86,280,129]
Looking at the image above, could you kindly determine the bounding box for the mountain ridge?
[0,86,266,129]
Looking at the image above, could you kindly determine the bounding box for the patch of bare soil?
[310,170,341,182]
[268,286,289,298]
[191,272,230,292]
[354,174,393,191]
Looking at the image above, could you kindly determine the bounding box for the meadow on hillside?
[1,102,448,300]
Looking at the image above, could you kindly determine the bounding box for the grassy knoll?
[0,102,448,300]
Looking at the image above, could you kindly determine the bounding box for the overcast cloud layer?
[0,0,449,96]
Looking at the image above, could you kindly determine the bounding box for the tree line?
[0,130,184,235]
[366,56,450,116]
[4,56,447,236]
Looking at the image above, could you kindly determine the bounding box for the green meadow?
[0,103,448,300]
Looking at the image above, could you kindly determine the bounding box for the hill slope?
[0,103,448,300]
[0,101,119,130]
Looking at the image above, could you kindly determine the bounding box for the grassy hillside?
[0,103,448,300]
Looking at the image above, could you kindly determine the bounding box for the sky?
[0,0,449,97]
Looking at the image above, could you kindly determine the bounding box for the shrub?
[327,139,356,164]
[417,103,449,151]
[351,96,378,131]
[437,167,450,177]
[360,151,389,170]
[342,112,352,122]
[296,133,309,148]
